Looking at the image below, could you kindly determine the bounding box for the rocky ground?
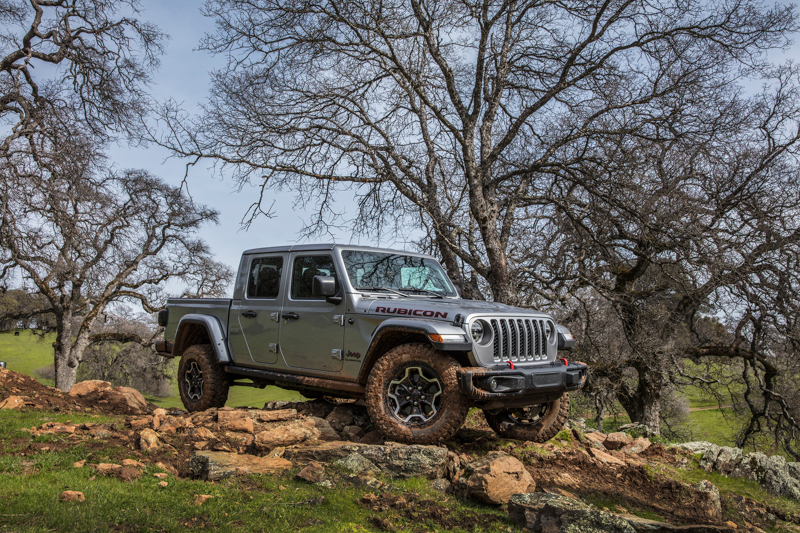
[2,367,800,532]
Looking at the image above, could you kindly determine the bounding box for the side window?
[291,255,336,299]
[247,257,284,299]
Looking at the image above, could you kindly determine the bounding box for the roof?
[242,243,435,259]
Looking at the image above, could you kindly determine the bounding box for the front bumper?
[456,361,587,409]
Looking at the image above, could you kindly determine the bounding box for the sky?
[107,1,403,278]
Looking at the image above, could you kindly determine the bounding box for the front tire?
[178,344,229,412]
[366,343,469,444]
[484,393,570,442]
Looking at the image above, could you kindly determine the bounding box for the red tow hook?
[560,358,569,366]
[506,360,515,370]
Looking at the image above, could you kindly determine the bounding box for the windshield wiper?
[400,287,444,299]
[356,286,411,297]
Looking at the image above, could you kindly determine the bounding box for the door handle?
[281,312,300,320]
[242,310,257,318]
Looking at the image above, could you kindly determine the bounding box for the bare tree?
[153,0,795,306]
[531,68,800,433]
[0,131,233,391]
[0,0,165,158]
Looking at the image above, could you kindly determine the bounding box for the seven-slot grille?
[489,318,550,362]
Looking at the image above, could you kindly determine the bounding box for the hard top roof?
[242,243,436,259]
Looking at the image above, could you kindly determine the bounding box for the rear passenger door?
[229,254,286,366]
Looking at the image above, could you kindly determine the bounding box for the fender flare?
[173,314,232,364]
[356,318,472,383]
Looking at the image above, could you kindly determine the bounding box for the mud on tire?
[483,393,570,442]
[178,344,229,412]
[366,343,469,444]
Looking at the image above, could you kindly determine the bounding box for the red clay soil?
[0,368,156,415]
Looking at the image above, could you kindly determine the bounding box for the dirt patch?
[360,492,507,532]
[520,447,720,525]
[0,369,156,415]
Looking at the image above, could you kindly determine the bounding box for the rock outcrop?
[188,451,293,481]
[678,441,800,501]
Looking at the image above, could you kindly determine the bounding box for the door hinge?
[331,349,342,360]
[269,343,278,354]
[270,312,279,323]
[333,315,345,326]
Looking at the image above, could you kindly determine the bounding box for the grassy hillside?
[0,330,302,409]
[0,329,739,442]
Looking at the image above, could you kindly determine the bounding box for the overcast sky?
[107,0,406,278]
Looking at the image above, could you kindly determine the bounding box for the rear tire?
[178,344,229,412]
[484,393,570,442]
[366,343,468,444]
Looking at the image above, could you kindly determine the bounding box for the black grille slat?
[500,320,509,359]
[491,320,500,361]
[509,320,518,361]
[524,320,533,358]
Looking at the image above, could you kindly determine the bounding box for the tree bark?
[618,365,662,436]
[53,316,78,392]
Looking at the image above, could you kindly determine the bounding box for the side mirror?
[312,275,341,304]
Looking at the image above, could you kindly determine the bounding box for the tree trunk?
[54,344,78,392]
[53,317,78,392]
[618,365,662,436]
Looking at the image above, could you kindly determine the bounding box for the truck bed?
[163,298,232,342]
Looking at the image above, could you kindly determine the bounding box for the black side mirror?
[312,275,342,304]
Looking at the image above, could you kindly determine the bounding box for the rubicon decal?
[375,306,448,319]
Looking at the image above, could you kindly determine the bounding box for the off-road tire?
[178,344,229,412]
[366,343,469,444]
[483,393,570,442]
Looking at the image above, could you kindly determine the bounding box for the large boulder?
[254,420,319,450]
[0,395,24,409]
[675,441,719,455]
[712,446,743,476]
[189,451,292,481]
[357,443,448,479]
[112,387,149,414]
[508,493,635,533]
[69,380,111,397]
[463,452,536,505]
[603,432,633,451]
[285,441,448,479]
[693,480,722,519]
[699,445,723,472]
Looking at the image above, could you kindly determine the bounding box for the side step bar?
[224,365,366,397]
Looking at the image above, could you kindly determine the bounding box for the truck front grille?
[489,318,549,362]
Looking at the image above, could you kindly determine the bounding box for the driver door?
[278,253,345,372]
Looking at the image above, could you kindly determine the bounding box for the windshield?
[341,250,457,297]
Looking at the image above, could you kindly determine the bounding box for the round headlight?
[545,321,555,343]
[470,321,484,343]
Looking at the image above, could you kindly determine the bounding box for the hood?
[351,293,552,321]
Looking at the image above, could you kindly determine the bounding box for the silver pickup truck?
[156,244,586,444]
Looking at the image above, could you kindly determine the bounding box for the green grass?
[0,329,57,386]
[685,408,739,446]
[0,329,304,409]
[0,411,515,533]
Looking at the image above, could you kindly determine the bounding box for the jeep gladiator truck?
[156,244,586,444]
